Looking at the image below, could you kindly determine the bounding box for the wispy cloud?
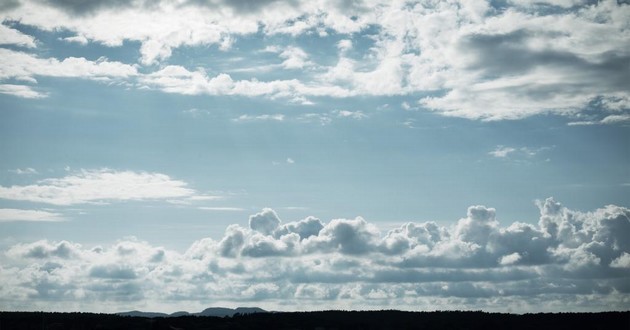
[489,146,516,158]
[198,207,245,211]
[568,114,630,126]
[489,146,551,159]
[334,110,367,120]
[0,208,64,222]
[233,114,285,122]
[8,167,38,175]
[0,169,198,205]
[0,84,46,98]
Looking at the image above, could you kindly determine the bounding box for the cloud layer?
[1,0,628,121]
[0,168,202,205]
[2,198,628,312]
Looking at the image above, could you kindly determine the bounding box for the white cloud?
[1,1,628,120]
[0,84,47,98]
[337,39,352,53]
[0,208,64,222]
[0,48,137,97]
[610,252,630,268]
[489,146,550,159]
[8,167,39,175]
[233,114,285,122]
[286,158,295,164]
[335,110,367,120]
[62,35,88,45]
[0,49,137,80]
[270,46,312,69]
[0,168,198,205]
[499,252,522,265]
[1,199,629,312]
[0,24,36,48]
[489,146,516,158]
[601,114,630,125]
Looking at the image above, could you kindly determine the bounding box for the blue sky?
[0,0,629,313]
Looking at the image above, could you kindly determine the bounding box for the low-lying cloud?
[1,198,628,312]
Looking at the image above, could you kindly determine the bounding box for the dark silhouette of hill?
[0,310,628,330]
[117,306,268,318]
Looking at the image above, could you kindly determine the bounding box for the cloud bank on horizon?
[0,0,628,121]
[1,199,629,312]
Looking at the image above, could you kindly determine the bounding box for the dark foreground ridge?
[1,310,628,330]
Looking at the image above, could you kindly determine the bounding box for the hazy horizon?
[1,0,629,314]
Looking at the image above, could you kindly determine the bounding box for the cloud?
[569,114,630,126]
[1,199,629,311]
[233,114,285,122]
[0,168,198,205]
[1,1,629,120]
[0,48,137,81]
[0,84,47,98]
[249,208,281,236]
[334,110,367,120]
[0,208,64,222]
[416,3,630,120]
[8,167,39,175]
[0,23,36,47]
[141,65,352,100]
[337,39,352,53]
[265,45,313,69]
[36,0,135,16]
[62,35,88,45]
[610,252,630,268]
[489,146,516,158]
[7,240,81,259]
[489,145,551,159]
[0,48,137,98]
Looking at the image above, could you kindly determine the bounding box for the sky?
[0,0,629,313]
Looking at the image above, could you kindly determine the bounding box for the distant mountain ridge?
[117,307,267,318]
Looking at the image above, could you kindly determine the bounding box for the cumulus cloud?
[249,208,281,236]
[265,45,313,69]
[2,198,628,312]
[0,168,201,205]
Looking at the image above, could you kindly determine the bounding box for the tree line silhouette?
[0,310,628,330]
